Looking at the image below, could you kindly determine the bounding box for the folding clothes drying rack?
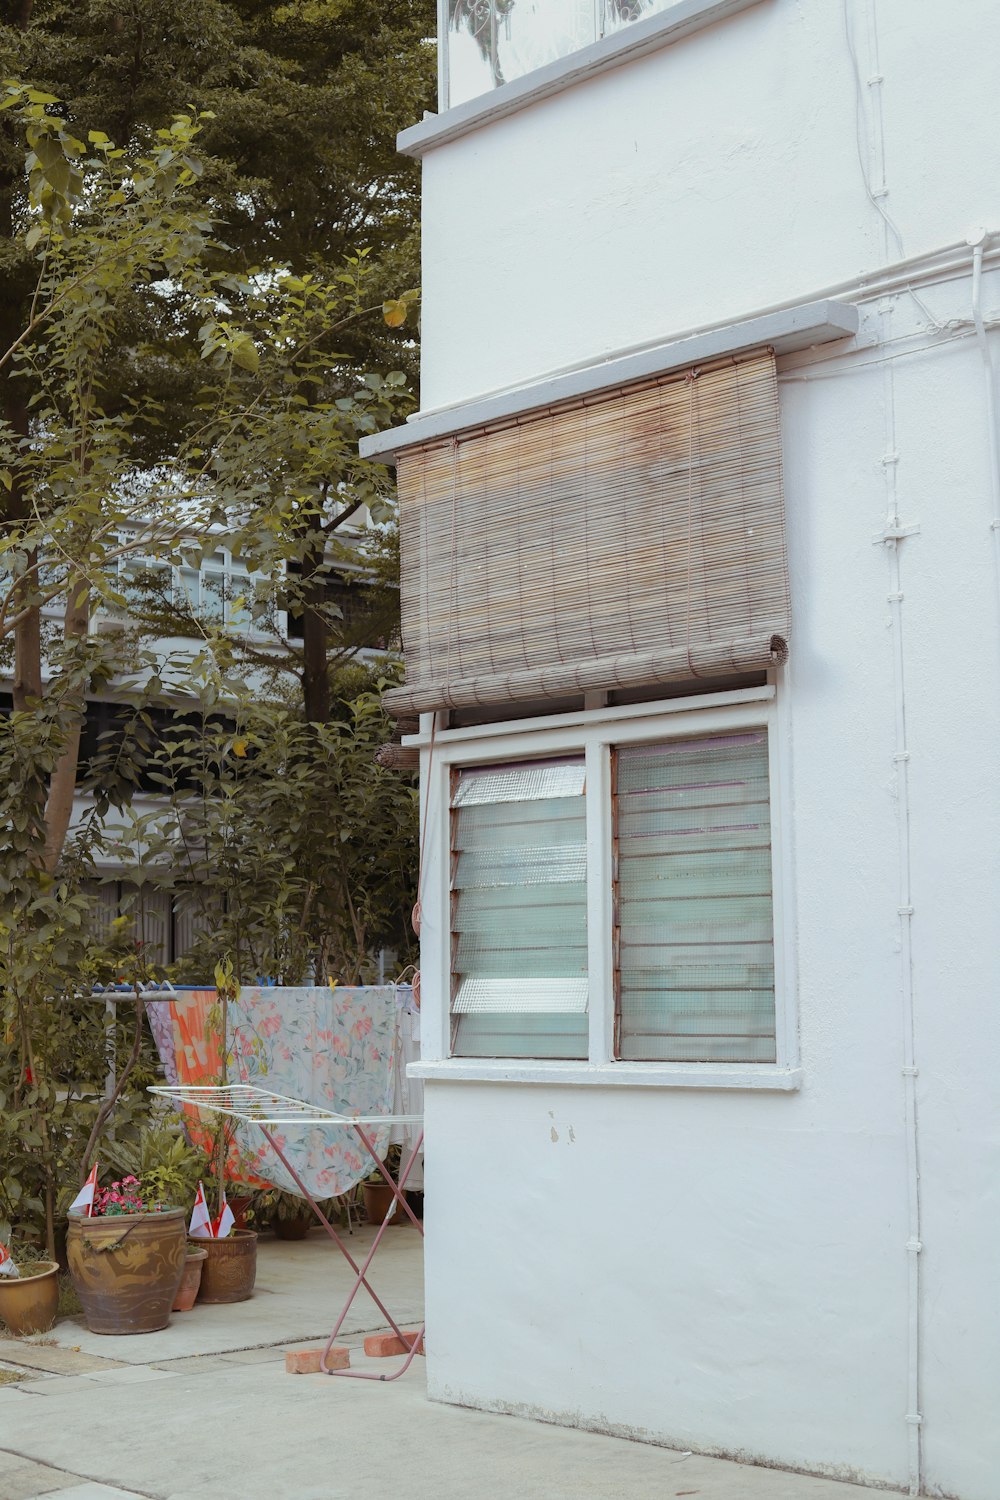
[149,1082,425,1380]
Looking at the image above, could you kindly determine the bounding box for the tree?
[0,87,410,872]
[0,89,419,1253]
[110,667,418,985]
[1,1,433,722]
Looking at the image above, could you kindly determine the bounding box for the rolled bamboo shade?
[384,351,789,718]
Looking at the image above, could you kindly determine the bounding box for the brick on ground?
[285,1346,350,1374]
[363,1330,424,1358]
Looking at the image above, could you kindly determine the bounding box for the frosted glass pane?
[615,732,776,1063]
[452,756,587,1059]
[453,761,586,805]
[454,978,588,1013]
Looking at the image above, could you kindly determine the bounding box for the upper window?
[446,0,675,108]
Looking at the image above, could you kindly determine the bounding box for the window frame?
[413,678,801,1090]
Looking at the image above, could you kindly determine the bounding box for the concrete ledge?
[359,299,859,464]
[410,1061,803,1091]
[400,0,767,158]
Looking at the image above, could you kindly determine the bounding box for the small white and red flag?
[189,1180,213,1239]
[211,1190,235,1240]
[69,1164,98,1218]
[0,1242,19,1279]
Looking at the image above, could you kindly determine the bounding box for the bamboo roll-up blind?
[384,350,789,718]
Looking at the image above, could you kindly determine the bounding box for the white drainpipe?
[969,230,1000,623]
[871,289,923,1497]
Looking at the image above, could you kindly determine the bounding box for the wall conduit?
[873,291,923,1497]
[969,232,1000,631]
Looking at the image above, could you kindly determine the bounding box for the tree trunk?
[12,555,42,709]
[42,576,90,873]
[301,541,330,723]
[2,395,42,711]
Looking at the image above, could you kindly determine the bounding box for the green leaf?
[231,336,259,374]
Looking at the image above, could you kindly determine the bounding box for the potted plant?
[66,1175,186,1335]
[361,1148,407,1225]
[0,1250,60,1336]
[254,1190,316,1241]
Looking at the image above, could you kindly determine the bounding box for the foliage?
[0,0,434,420]
[0,63,421,1248]
[101,1123,211,1211]
[111,667,419,984]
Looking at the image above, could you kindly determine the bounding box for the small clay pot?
[361,1182,406,1225]
[172,1247,208,1312]
[0,1262,59,1336]
[195,1229,257,1304]
[273,1211,313,1241]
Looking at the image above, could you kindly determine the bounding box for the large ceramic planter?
[67,1208,186,1335]
[0,1261,59,1335]
[195,1229,257,1303]
[172,1247,208,1312]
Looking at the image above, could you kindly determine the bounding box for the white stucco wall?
[410,3,1000,1496]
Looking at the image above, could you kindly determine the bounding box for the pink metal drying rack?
[149,1082,424,1380]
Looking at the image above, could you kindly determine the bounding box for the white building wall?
[412,4,1000,1495]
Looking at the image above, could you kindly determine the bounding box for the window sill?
[408,1060,802,1091]
[401,0,765,158]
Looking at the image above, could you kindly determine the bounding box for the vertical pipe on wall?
[876,295,923,1497]
[847,0,924,1483]
[969,236,1000,629]
[437,0,450,113]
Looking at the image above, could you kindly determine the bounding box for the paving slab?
[14,1375,111,1396]
[0,1385,38,1404]
[0,1354,893,1500]
[0,1457,82,1499]
[83,1366,177,1385]
[0,1340,126,1376]
[44,1229,423,1364]
[1,1232,892,1500]
[147,1355,235,1374]
[36,1486,149,1499]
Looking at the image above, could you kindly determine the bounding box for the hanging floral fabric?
[227,985,398,1198]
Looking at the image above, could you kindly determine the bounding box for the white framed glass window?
[113,540,261,635]
[613,731,776,1063]
[419,682,799,1088]
[444,0,676,108]
[450,757,589,1059]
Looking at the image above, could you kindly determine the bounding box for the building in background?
[362,3,1000,1496]
[1,520,389,969]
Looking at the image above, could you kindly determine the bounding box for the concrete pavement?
[0,1230,894,1500]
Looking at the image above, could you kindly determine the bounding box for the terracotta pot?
[0,1261,59,1336]
[361,1182,406,1225]
[273,1211,313,1241]
[172,1247,208,1312]
[67,1208,186,1335]
[228,1196,253,1231]
[195,1229,257,1303]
